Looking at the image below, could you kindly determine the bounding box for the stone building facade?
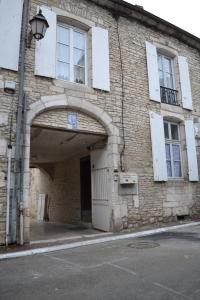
[0,0,200,245]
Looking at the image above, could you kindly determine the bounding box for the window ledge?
[53,79,95,94]
[167,177,184,181]
[161,103,183,114]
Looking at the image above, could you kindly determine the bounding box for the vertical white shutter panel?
[178,56,193,110]
[149,112,167,181]
[185,120,199,181]
[91,149,110,231]
[145,42,161,102]
[92,27,110,91]
[35,6,56,78]
[0,0,23,71]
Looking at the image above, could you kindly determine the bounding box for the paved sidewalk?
[0,221,200,260]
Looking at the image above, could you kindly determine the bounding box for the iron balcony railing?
[160,86,179,106]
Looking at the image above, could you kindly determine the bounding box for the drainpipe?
[19,94,27,246]
[19,202,24,245]
[6,145,12,246]
[10,0,30,244]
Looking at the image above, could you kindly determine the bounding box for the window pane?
[74,66,85,84]
[174,161,182,177]
[57,26,70,45]
[171,124,179,140]
[74,49,85,66]
[158,55,174,89]
[172,144,181,161]
[57,44,70,63]
[57,62,70,81]
[167,161,172,177]
[74,31,85,50]
[165,144,171,160]
[158,55,163,71]
[163,57,171,73]
[166,73,173,89]
[159,70,164,86]
[164,123,169,139]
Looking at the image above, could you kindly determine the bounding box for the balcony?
[160,86,178,106]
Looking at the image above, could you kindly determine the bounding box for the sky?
[125,0,200,38]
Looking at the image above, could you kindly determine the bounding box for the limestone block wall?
[0,72,18,244]
[29,168,40,220]
[29,154,83,225]
[49,155,81,223]
[29,168,53,220]
[33,108,106,135]
[1,0,200,243]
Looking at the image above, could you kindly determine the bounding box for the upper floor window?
[164,121,182,178]
[158,54,178,106]
[56,24,86,84]
[34,6,110,91]
[158,54,174,89]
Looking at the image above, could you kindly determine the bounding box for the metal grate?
[128,240,160,249]
[160,86,178,106]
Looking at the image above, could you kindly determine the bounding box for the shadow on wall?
[29,156,82,224]
[29,167,52,222]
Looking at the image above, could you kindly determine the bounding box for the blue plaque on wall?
[67,112,77,129]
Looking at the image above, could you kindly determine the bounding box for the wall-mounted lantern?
[28,9,49,46]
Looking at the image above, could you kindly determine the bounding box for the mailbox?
[119,173,138,185]
[4,81,16,93]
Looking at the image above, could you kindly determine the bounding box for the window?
[158,54,178,105]
[56,24,86,84]
[164,121,182,178]
[158,54,174,89]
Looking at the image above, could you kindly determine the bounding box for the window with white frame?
[158,54,174,89]
[164,121,182,178]
[158,53,178,105]
[56,24,86,84]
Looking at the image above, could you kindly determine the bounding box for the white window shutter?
[92,27,110,91]
[35,6,57,78]
[145,42,161,102]
[178,56,193,110]
[185,120,199,181]
[149,112,167,181]
[0,0,23,71]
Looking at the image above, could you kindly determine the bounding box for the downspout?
[6,145,12,246]
[11,0,30,244]
[6,109,14,245]
[19,94,27,245]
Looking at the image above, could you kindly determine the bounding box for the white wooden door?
[91,149,110,231]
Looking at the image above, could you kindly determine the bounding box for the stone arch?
[27,94,119,137]
[22,94,121,242]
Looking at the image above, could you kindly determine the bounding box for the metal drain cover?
[128,240,160,249]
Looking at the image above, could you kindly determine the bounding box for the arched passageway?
[22,95,121,243]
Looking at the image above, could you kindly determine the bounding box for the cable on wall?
[114,13,126,172]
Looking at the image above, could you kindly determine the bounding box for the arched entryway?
[22,94,121,243]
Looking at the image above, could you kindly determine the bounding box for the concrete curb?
[1,221,200,261]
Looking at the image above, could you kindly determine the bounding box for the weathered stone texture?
[33,108,106,134]
[29,153,86,224]
[1,0,200,243]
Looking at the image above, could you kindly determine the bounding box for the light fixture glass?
[29,9,49,41]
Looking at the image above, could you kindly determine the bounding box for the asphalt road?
[1,224,200,300]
